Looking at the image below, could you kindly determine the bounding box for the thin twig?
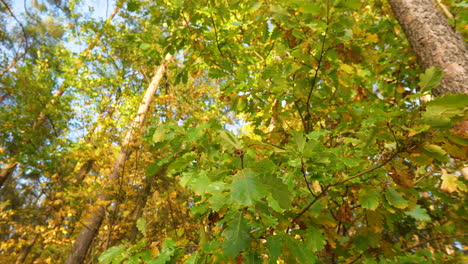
[300,158,316,197]
[291,151,398,225]
[404,233,467,252]
[304,3,331,132]
[0,0,29,77]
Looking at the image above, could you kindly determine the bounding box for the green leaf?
[126,255,141,264]
[422,144,449,162]
[222,213,251,258]
[304,226,326,252]
[270,5,289,19]
[263,176,292,210]
[418,67,443,92]
[405,205,431,221]
[230,170,266,206]
[292,131,306,153]
[127,0,141,12]
[150,239,176,264]
[220,130,243,150]
[243,251,262,264]
[358,188,380,210]
[301,3,321,15]
[167,152,196,173]
[136,217,147,236]
[385,187,408,209]
[180,172,213,195]
[139,43,151,51]
[265,236,282,264]
[152,126,167,143]
[98,246,125,264]
[282,235,316,264]
[422,94,468,128]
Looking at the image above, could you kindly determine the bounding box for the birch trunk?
[64,55,171,264]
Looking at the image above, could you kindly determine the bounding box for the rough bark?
[64,55,171,264]
[388,0,468,191]
[388,0,468,96]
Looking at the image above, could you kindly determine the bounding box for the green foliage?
[136,218,147,236]
[405,205,431,222]
[230,170,266,206]
[99,246,126,264]
[419,67,444,92]
[385,187,408,209]
[222,213,251,258]
[1,0,467,263]
[358,187,380,210]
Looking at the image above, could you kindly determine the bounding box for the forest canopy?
[1,0,467,263]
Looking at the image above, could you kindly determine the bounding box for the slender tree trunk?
[64,55,172,264]
[0,91,10,102]
[75,160,95,182]
[14,89,122,262]
[15,233,39,264]
[387,0,468,96]
[0,7,121,191]
[0,162,18,188]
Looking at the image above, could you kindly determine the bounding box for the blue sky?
[11,0,114,21]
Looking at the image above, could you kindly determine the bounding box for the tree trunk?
[15,233,39,264]
[0,162,18,188]
[64,55,171,264]
[388,0,468,201]
[388,0,468,96]
[0,7,121,190]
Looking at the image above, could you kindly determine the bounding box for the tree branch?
[404,233,467,252]
[292,151,398,225]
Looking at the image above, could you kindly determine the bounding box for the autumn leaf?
[440,169,459,193]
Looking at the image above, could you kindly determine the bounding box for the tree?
[1,1,467,263]
[388,0,467,96]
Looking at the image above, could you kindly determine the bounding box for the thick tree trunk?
[388,0,468,96]
[389,0,468,197]
[64,55,171,264]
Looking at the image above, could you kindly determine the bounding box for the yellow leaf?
[441,169,458,193]
[365,33,379,43]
